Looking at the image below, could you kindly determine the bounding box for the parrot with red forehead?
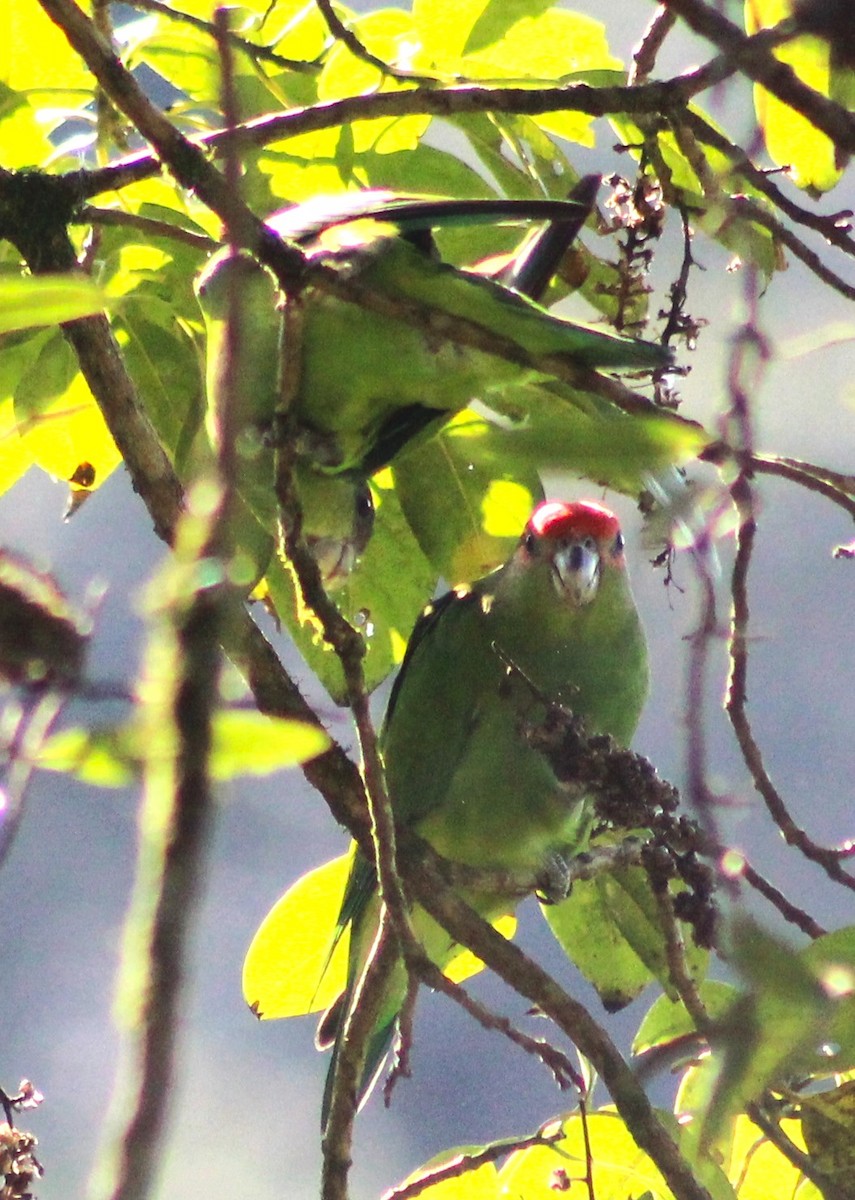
[318,497,648,1125]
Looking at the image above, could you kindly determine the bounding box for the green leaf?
[12,331,121,490]
[800,1081,855,1198]
[699,917,835,1150]
[38,725,136,787]
[801,925,855,1074]
[633,982,738,1056]
[463,0,555,56]
[39,711,327,788]
[543,865,707,1010]
[0,275,107,334]
[499,1109,734,1200]
[118,300,204,473]
[542,867,654,1010]
[393,411,544,583]
[243,852,353,1019]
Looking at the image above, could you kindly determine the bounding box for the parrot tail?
[318,990,400,1132]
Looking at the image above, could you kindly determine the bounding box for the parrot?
[193,183,629,586]
[317,497,649,1126]
[262,187,674,478]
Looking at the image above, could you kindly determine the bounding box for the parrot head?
[510,499,627,607]
[294,464,375,589]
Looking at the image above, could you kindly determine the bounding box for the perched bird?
[263,188,672,479]
[317,498,649,1125]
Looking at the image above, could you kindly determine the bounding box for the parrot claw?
[535,850,585,905]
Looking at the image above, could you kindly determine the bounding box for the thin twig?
[0,692,66,870]
[651,882,710,1031]
[726,483,855,892]
[381,1124,564,1200]
[76,205,216,251]
[73,76,714,202]
[730,194,855,302]
[629,6,677,87]
[313,0,434,83]
[746,1101,830,1192]
[124,0,321,72]
[683,522,725,851]
[89,19,246,1198]
[739,860,826,939]
[749,454,855,523]
[383,973,419,1105]
[682,109,855,259]
[404,944,583,1091]
[321,913,399,1200]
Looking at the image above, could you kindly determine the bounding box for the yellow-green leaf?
[243,853,353,1019]
[729,1114,821,1200]
[39,711,327,788]
[209,710,329,776]
[0,275,107,334]
[444,914,516,984]
[0,1,93,92]
[746,0,842,192]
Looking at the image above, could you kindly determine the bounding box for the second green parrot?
[318,497,649,1125]
[263,190,672,477]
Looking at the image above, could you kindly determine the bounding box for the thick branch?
[79,78,695,200]
[407,860,715,1200]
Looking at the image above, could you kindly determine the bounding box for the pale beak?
[307,537,356,589]
[552,540,601,605]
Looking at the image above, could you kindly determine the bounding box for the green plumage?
[265,194,671,477]
[320,500,649,1126]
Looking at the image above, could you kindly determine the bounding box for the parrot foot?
[535,850,588,905]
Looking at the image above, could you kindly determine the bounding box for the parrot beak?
[551,539,601,606]
[307,537,358,589]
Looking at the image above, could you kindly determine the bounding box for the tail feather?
[320,1004,399,1132]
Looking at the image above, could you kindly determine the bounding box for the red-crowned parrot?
[318,497,649,1125]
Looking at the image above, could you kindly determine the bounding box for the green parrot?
[317,497,649,1125]
[261,188,672,477]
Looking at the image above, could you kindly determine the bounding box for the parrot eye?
[357,489,374,519]
[613,531,625,556]
[521,530,537,555]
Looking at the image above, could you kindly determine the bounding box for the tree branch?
[406,859,716,1200]
[663,0,855,154]
[124,0,321,72]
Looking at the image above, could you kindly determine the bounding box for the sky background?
[1,2,855,1197]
